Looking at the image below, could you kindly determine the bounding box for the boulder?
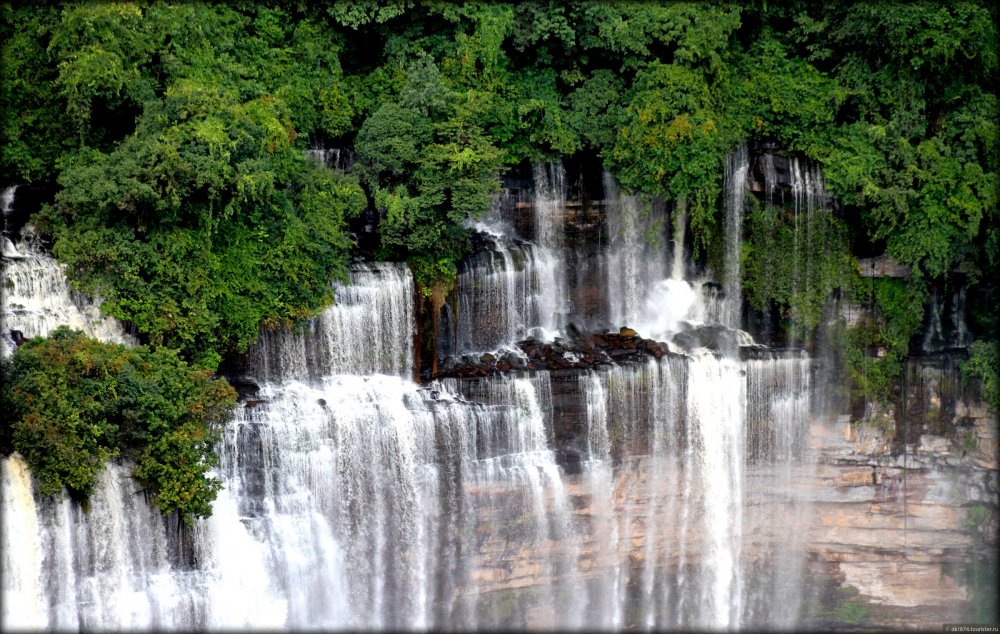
[227,374,261,400]
[671,324,742,354]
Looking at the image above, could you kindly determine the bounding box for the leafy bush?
[0,328,236,524]
[962,339,999,415]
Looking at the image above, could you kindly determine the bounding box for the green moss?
[816,584,869,626]
[965,504,989,528]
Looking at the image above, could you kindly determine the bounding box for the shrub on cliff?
[0,327,236,524]
[963,339,999,416]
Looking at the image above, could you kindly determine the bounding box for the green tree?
[355,55,501,289]
[610,61,734,255]
[1,328,236,524]
[30,3,366,368]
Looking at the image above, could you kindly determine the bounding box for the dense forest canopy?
[1,2,997,396]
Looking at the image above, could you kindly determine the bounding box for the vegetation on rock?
[0,327,236,524]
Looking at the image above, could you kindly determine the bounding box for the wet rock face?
[225,374,261,400]
[670,323,745,355]
[434,325,668,379]
[804,412,998,629]
[748,149,794,196]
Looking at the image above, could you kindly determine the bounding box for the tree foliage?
[962,340,999,416]
[0,327,236,524]
[6,3,366,368]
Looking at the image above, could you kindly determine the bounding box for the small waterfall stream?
[603,170,669,330]
[721,145,750,330]
[1,245,136,356]
[246,262,414,382]
[530,162,568,339]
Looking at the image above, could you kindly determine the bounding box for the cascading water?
[437,372,586,629]
[1,185,135,355]
[447,164,569,354]
[721,145,750,330]
[1,245,136,356]
[452,232,532,352]
[450,226,563,354]
[787,156,827,347]
[531,162,567,338]
[671,194,688,281]
[603,170,669,330]
[1,453,289,630]
[4,147,821,632]
[1,456,47,630]
[2,184,19,246]
[922,286,973,353]
[304,147,353,171]
[571,346,812,630]
[741,350,814,629]
[600,171,725,342]
[246,262,414,382]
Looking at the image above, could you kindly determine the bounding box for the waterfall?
[570,347,812,630]
[452,229,566,353]
[2,185,136,356]
[601,170,714,340]
[531,162,567,338]
[219,370,587,630]
[721,146,749,330]
[454,233,531,352]
[922,286,973,353]
[437,372,586,629]
[741,350,813,628]
[685,351,746,627]
[671,195,687,281]
[223,375,439,629]
[1,369,590,630]
[246,262,414,382]
[449,163,568,351]
[2,184,19,244]
[1,245,136,357]
[578,370,623,629]
[0,454,288,630]
[304,147,353,171]
[603,170,669,330]
[1,456,47,630]
[4,152,821,631]
[788,157,824,346]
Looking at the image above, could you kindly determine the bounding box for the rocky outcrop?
[435,324,668,379]
[803,407,997,629]
[857,255,911,278]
